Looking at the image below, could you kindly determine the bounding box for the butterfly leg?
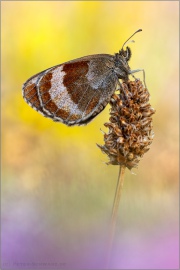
[117,80,132,100]
[129,69,147,88]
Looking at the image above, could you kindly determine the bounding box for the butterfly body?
[22,29,142,126]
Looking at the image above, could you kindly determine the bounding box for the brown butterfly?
[22,29,144,126]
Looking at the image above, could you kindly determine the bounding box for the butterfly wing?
[22,54,118,126]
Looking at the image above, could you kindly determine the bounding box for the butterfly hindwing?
[22,55,118,125]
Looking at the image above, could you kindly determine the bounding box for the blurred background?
[1,1,179,269]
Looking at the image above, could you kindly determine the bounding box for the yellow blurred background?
[2,1,179,269]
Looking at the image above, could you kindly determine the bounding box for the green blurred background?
[2,1,179,269]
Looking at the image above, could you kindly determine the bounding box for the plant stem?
[106,165,126,268]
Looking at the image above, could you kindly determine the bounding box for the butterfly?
[22,29,144,126]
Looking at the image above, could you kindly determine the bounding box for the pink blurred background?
[1,1,179,269]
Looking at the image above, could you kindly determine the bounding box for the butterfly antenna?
[122,29,142,50]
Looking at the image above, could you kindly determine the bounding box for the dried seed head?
[98,79,155,170]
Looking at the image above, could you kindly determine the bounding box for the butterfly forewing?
[22,55,119,125]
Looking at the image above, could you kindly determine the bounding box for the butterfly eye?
[118,46,131,61]
[125,46,132,61]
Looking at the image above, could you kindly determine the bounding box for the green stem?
[106,165,126,268]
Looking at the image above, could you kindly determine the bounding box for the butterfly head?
[119,28,142,62]
[114,29,142,80]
